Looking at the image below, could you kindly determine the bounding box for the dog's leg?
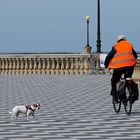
[15,112,19,120]
[26,110,30,120]
[32,113,36,120]
[26,116,29,120]
[26,115,29,120]
[11,114,14,120]
[11,112,16,120]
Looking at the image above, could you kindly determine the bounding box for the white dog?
[8,103,40,120]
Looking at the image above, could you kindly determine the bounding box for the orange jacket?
[109,40,137,69]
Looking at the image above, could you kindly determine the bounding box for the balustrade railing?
[0,53,97,74]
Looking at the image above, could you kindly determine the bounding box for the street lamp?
[85,16,91,46]
[84,16,92,54]
[96,0,101,53]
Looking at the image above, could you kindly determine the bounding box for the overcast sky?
[0,0,140,53]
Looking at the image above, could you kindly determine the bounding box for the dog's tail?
[8,107,13,114]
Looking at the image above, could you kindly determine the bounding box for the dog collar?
[25,105,35,112]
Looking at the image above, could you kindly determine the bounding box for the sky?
[0,0,140,53]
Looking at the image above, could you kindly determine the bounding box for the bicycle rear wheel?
[124,86,132,115]
[113,98,121,113]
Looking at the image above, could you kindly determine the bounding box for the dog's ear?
[37,103,40,109]
[33,104,38,108]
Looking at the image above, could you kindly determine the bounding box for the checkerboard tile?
[0,75,140,140]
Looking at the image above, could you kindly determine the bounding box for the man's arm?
[104,47,116,68]
[132,48,137,59]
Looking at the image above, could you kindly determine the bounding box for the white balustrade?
[0,53,97,75]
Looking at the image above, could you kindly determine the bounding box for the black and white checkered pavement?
[0,74,140,140]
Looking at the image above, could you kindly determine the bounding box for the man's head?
[117,35,126,42]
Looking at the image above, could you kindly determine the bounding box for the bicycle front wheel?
[124,87,132,115]
[113,98,121,113]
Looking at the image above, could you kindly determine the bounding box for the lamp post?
[84,16,92,54]
[85,16,91,46]
[96,0,101,53]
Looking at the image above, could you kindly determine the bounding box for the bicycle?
[113,77,138,115]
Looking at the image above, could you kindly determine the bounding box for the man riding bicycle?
[104,35,137,103]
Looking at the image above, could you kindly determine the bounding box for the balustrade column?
[38,58,41,70]
[28,58,33,74]
[80,58,84,74]
[60,58,64,74]
[65,58,69,74]
[1,58,5,74]
[70,58,74,74]
[5,58,8,69]
[24,58,28,74]
[9,58,13,74]
[15,58,20,74]
[32,58,37,74]
[20,58,24,74]
[74,58,79,74]
[55,58,60,74]
[42,58,46,74]
[84,57,89,74]
[4,58,8,74]
[46,58,50,74]
[12,58,16,72]
[0,59,1,73]
[37,58,41,74]
[8,58,12,74]
[51,58,55,74]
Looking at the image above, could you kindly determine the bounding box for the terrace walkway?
[0,74,140,140]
